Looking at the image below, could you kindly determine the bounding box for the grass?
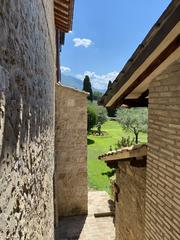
[88,120,147,193]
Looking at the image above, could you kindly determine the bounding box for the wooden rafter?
[139,90,149,99]
[123,98,148,108]
[54,7,69,18]
[55,13,69,29]
[112,35,180,108]
[55,0,69,5]
[55,22,68,32]
[99,2,180,107]
[54,1,69,12]
[54,0,74,32]
[55,16,69,26]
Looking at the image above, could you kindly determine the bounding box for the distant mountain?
[61,74,105,93]
[61,74,83,90]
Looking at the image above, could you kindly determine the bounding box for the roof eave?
[54,0,75,33]
[100,0,180,108]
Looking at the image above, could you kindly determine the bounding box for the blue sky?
[61,0,171,90]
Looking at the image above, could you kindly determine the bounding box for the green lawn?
[88,120,147,192]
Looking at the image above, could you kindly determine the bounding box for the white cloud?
[61,66,71,73]
[76,71,119,90]
[73,38,93,48]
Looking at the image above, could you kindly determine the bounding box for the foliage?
[106,107,117,117]
[87,104,97,132]
[117,108,148,144]
[96,105,107,135]
[115,136,135,150]
[87,102,107,134]
[96,122,102,136]
[106,81,117,117]
[102,169,116,178]
[83,75,93,102]
[96,106,107,125]
[93,91,103,101]
[107,80,112,90]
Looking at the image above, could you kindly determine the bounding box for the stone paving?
[55,191,115,240]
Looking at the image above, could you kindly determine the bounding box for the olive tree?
[117,108,148,144]
[87,104,97,132]
[96,105,107,135]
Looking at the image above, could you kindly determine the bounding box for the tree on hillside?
[108,80,112,90]
[117,108,148,144]
[83,75,93,102]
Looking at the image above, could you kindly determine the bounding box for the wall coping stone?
[56,82,89,96]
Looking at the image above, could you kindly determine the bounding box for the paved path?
[55,191,115,240]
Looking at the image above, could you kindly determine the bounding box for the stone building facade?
[0,1,56,239]
[0,1,74,239]
[145,59,180,240]
[55,84,88,219]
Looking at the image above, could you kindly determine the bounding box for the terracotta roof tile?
[98,144,147,162]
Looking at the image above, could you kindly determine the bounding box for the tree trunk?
[135,133,138,144]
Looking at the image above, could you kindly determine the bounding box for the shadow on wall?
[1,68,36,162]
[0,64,54,239]
[0,66,51,165]
[108,199,115,224]
[55,215,87,239]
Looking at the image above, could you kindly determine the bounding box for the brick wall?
[55,84,88,218]
[116,160,146,240]
[145,59,180,240]
[0,1,56,239]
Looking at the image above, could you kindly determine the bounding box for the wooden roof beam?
[54,7,69,19]
[54,0,69,12]
[122,98,148,108]
[111,35,180,108]
[55,22,68,32]
[55,15,69,26]
[54,0,74,32]
[139,89,149,99]
[100,2,180,107]
[55,14,69,25]
[55,0,70,5]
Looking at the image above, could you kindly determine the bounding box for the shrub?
[87,105,97,132]
[115,136,135,150]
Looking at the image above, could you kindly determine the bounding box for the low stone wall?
[55,84,88,218]
[115,160,146,240]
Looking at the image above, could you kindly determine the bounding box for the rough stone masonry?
[0,1,56,239]
[55,84,88,219]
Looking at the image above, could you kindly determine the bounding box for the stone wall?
[145,59,180,240]
[115,160,146,240]
[0,1,56,239]
[55,84,88,218]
